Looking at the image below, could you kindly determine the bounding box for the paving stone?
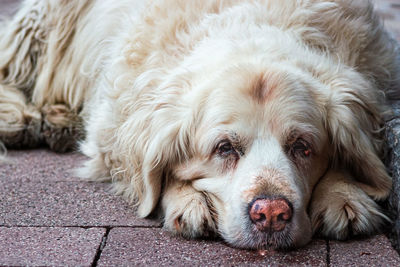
[386,113,400,251]
[0,0,20,17]
[1,149,87,182]
[0,227,105,266]
[0,179,160,227]
[329,235,400,267]
[98,228,327,267]
[374,0,400,41]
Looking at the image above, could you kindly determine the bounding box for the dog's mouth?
[221,218,295,250]
[247,222,294,250]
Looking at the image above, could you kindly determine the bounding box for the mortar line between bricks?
[0,225,162,228]
[326,239,331,267]
[91,227,111,267]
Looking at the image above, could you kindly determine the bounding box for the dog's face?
[171,64,330,249]
[132,41,389,249]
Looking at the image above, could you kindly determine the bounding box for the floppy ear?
[326,81,391,200]
[135,98,194,217]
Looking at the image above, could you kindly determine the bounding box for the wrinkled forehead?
[199,65,322,138]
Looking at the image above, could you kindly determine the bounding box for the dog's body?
[1,0,399,249]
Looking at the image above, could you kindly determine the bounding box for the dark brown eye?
[217,140,237,157]
[292,138,312,157]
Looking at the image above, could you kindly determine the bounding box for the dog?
[1,0,399,249]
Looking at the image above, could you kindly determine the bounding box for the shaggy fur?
[1,0,399,249]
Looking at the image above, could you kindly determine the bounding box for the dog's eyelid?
[213,138,245,158]
[294,138,313,157]
[293,137,310,149]
[286,129,316,146]
[284,134,315,159]
[216,139,235,154]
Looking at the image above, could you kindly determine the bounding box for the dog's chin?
[246,225,295,250]
[221,221,297,250]
[251,226,295,250]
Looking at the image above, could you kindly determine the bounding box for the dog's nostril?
[256,213,266,223]
[249,197,293,232]
[277,211,290,222]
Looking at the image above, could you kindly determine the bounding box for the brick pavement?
[2,150,399,266]
[1,0,400,266]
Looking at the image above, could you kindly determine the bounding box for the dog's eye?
[217,140,237,157]
[292,139,312,157]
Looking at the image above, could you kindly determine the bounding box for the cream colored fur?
[1,0,399,249]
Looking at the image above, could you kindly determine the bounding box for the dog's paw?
[1,109,42,148]
[41,104,83,152]
[310,173,390,240]
[162,185,216,238]
[0,85,42,148]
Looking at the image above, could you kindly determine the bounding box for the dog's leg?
[0,85,42,148]
[0,1,46,149]
[0,1,89,151]
[309,170,389,240]
[162,180,217,238]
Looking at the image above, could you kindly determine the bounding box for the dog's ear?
[325,80,391,200]
[135,102,193,217]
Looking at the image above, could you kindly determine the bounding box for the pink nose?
[249,197,293,232]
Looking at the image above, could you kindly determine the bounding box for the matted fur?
[1,0,399,249]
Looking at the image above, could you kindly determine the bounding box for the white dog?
[1,0,399,249]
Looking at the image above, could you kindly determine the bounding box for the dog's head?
[133,51,391,249]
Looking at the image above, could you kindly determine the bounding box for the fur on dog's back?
[1,0,398,116]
